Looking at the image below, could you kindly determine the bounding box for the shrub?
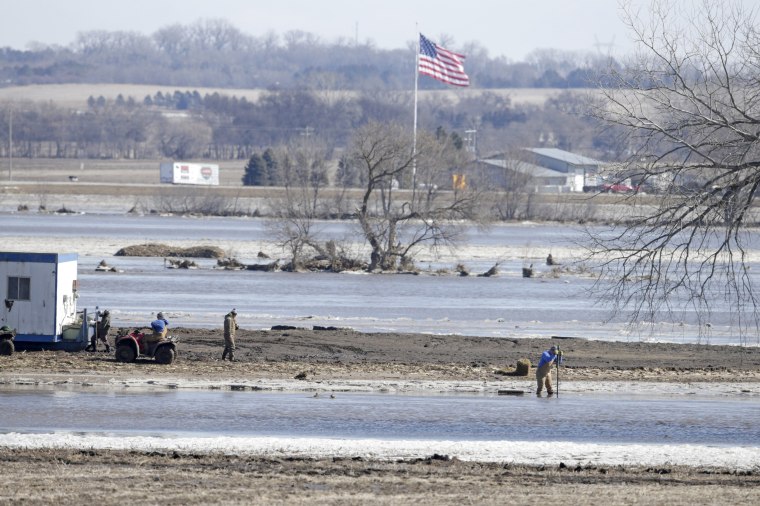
[515,358,531,376]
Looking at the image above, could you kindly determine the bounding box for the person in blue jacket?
[146,312,169,346]
[536,345,562,396]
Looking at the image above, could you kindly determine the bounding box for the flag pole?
[412,26,419,194]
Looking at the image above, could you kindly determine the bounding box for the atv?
[0,325,15,356]
[114,329,179,364]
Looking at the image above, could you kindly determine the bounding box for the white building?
[1,252,90,350]
[470,148,607,193]
[523,148,606,192]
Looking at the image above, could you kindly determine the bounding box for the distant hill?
[0,21,618,91]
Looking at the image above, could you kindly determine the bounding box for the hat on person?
[231,308,237,315]
[157,312,164,319]
[550,346,557,352]
[103,309,110,315]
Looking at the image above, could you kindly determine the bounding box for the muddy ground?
[2,329,760,504]
[3,327,760,385]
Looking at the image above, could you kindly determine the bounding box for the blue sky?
[1,0,638,60]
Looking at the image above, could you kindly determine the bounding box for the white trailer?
[0,252,91,351]
[160,162,220,186]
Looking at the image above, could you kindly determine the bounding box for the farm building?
[524,148,606,191]
[0,252,90,351]
[464,148,607,193]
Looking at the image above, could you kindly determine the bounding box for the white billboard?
[160,162,219,186]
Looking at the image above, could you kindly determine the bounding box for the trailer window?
[8,276,31,300]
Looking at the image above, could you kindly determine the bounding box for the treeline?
[0,87,624,161]
[0,20,620,90]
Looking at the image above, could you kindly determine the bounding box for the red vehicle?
[602,183,637,193]
[114,329,178,364]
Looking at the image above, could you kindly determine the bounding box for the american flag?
[418,33,470,87]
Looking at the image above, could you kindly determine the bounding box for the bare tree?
[150,188,237,215]
[269,138,335,270]
[157,119,213,159]
[350,121,484,271]
[586,0,760,338]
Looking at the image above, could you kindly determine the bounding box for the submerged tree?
[267,139,329,270]
[587,0,760,341]
[349,121,484,271]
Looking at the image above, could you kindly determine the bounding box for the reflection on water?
[1,387,758,445]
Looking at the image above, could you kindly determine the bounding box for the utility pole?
[7,108,11,182]
[464,129,477,157]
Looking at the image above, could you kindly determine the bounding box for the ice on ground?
[1,432,758,470]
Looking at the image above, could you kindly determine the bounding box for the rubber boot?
[228,350,235,362]
[222,349,228,361]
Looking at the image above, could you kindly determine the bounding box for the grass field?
[0,158,246,186]
[0,157,652,218]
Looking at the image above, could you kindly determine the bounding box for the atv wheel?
[154,346,176,365]
[115,343,137,363]
[0,339,14,356]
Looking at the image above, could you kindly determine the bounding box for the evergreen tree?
[242,153,267,186]
[450,132,464,150]
[262,148,279,186]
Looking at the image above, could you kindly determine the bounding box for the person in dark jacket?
[86,309,112,352]
[97,309,112,352]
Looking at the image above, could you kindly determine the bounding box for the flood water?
[2,387,758,445]
[3,213,760,466]
[3,212,760,345]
